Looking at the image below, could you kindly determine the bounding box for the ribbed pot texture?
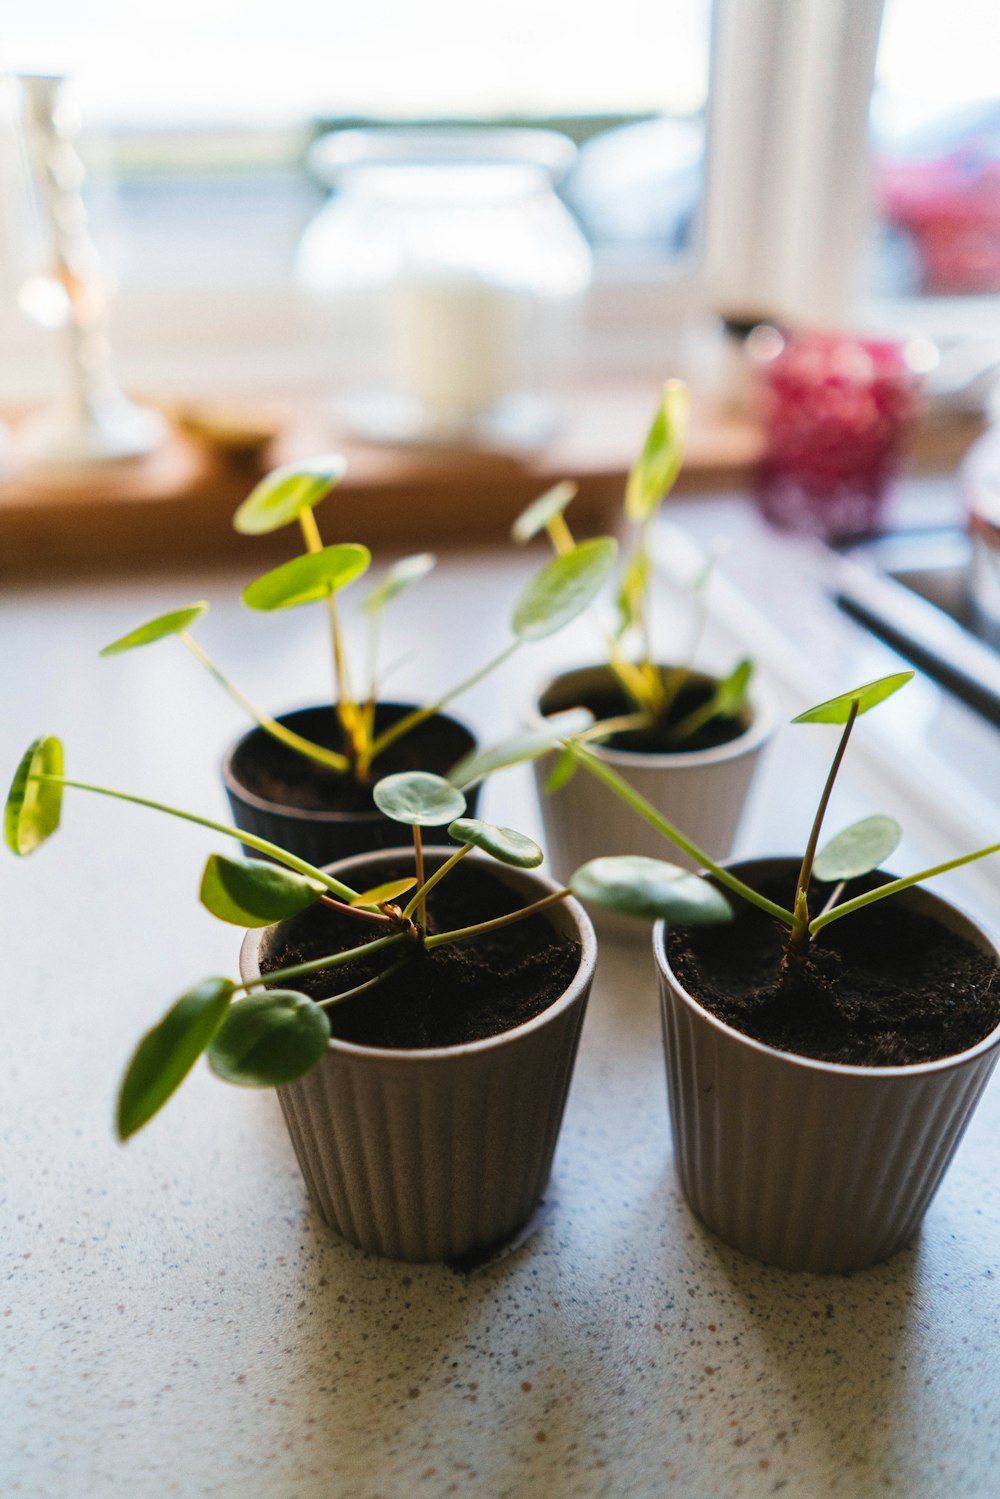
[223,703,478,866]
[240,848,596,1263]
[653,858,1000,1273]
[530,666,773,928]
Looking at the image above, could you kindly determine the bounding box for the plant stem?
[402,842,472,921]
[790,702,858,943]
[413,826,425,927]
[238,928,411,988]
[315,957,412,1008]
[298,506,356,736]
[424,887,571,950]
[809,841,1000,935]
[816,880,846,920]
[180,633,349,773]
[30,773,359,900]
[367,638,522,762]
[577,712,651,744]
[319,893,397,925]
[569,743,796,925]
[545,514,575,555]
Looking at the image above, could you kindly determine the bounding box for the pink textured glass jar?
[755,330,922,539]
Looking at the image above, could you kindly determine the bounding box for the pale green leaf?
[570,856,733,923]
[199,854,324,927]
[624,380,689,522]
[233,454,347,534]
[447,818,544,868]
[4,737,63,856]
[362,553,436,614]
[512,538,617,641]
[100,602,208,656]
[372,771,467,827]
[813,815,902,883]
[793,671,914,725]
[510,481,578,544]
[242,543,371,611]
[448,709,593,789]
[349,877,418,908]
[544,745,577,793]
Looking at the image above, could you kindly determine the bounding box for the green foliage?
[117,978,235,1139]
[714,658,754,717]
[813,816,902,883]
[570,856,734,923]
[207,990,331,1087]
[793,671,914,725]
[614,551,650,638]
[100,603,208,656]
[233,454,347,535]
[241,544,371,611]
[447,818,544,868]
[373,771,467,827]
[362,553,436,613]
[545,746,577,793]
[199,854,325,927]
[448,709,593,789]
[624,380,689,523]
[510,481,578,544]
[512,538,618,640]
[4,737,63,856]
[349,877,418,908]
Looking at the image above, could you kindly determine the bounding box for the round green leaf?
[207,990,331,1087]
[570,856,733,924]
[242,543,371,611]
[372,771,467,827]
[813,815,902,883]
[510,481,578,544]
[447,818,544,868]
[625,380,689,522]
[349,877,418,908]
[199,854,324,927]
[792,671,914,725]
[4,737,63,856]
[448,708,593,790]
[362,553,436,614]
[512,537,618,641]
[117,977,235,1140]
[233,454,348,535]
[99,602,208,656]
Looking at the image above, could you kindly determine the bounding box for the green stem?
[791,702,858,942]
[299,508,359,751]
[315,956,412,1008]
[402,842,472,921]
[412,826,426,928]
[368,638,522,762]
[424,887,570,950]
[809,842,1000,936]
[545,514,575,555]
[30,774,359,900]
[569,742,796,926]
[180,634,349,774]
[578,712,651,743]
[666,692,722,746]
[238,928,411,988]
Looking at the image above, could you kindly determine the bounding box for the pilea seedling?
[100,454,619,784]
[511,381,754,765]
[5,734,729,1138]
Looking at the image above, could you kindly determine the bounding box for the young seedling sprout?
[511,381,754,761]
[100,455,619,785]
[6,734,728,1139]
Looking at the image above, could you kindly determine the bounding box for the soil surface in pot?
[261,860,581,1049]
[230,705,473,813]
[541,676,746,753]
[667,871,999,1065]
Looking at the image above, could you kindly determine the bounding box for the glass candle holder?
[754,330,923,539]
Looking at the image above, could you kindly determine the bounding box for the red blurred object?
[755,331,922,539]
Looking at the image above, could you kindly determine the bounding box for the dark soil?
[229,703,475,813]
[540,674,747,753]
[667,870,999,1066]
[260,858,581,1050]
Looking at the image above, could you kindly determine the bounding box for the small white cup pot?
[240,846,596,1263]
[652,858,1000,1273]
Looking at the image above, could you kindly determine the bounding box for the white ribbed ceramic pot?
[653,858,1000,1274]
[240,847,596,1263]
[530,666,774,927]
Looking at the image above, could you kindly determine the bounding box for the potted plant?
[560,669,1000,1272]
[512,383,773,909]
[5,736,726,1263]
[99,453,619,865]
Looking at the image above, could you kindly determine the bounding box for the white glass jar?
[297,127,592,445]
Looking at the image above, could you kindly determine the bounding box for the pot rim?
[221,701,478,824]
[652,854,1000,1079]
[239,844,597,1063]
[530,662,776,770]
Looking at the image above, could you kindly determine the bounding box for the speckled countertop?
[4,498,999,1498]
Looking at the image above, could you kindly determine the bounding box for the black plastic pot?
[222,703,479,866]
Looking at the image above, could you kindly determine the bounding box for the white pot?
[530,664,775,925]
